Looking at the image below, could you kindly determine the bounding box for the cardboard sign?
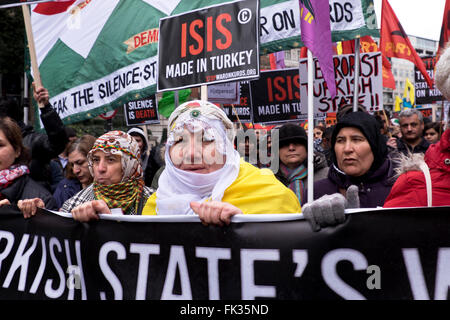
[123,96,159,126]
[415,56,443,105]
[222,81,252,123]
[157,0,260,91]
[249,69,304,124]
[207,82,240,104]
[299,52,383,116]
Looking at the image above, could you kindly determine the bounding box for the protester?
[302,112,395,231]
[274,123,328,205]
[313,125,325,141]
[0,117,57,217]
[321,125,334,166]
[127,127,149,170]
[60,131,154,220]
[383,129,450,207]
[387,109,430,155]
[141,100,301,225]
[0,84,68,192]
[50,126,78,192]
[53,134,96,208]
[423,122,443,144]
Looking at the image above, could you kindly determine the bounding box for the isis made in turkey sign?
[157,0,259,92]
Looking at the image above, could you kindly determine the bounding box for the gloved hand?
[302,185,360,232]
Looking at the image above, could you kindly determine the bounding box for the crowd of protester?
[0,65,449,232]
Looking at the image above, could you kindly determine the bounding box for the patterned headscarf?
[87,131,144,215]
[156,100,241,215]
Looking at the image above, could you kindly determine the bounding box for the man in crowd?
[387,109,429,155]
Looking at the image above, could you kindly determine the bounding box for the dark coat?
[0,174,58,210]
[19,103,68,192]
[53,178,82,209]
[396,137,430,155]
[312,158,395,208]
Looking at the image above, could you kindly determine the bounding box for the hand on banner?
[302,185,360,232]
[71,200,111,222]
[32,82,49,106]
[18,198,45,219]
[0,199,11,207]
[190,201,243,227]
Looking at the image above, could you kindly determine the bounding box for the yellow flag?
[394,96,403,112]
[403,78,415,106]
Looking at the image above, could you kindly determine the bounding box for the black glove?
[302,185,360,232]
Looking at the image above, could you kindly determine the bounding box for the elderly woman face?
[334,127,374,177]
[90,150,123,184]
[169,127,226,174]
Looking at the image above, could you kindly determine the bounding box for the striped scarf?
[93,178,145,215]
[280,163,307,204]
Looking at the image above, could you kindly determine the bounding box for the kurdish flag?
[28,0,379,128]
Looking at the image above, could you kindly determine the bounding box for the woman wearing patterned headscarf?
[61,131,154,220]
[142,100,301,226]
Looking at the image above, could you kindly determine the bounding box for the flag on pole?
[269,51,286,70]
[299,0,336,98]
[338,36,396,89]
[379,0,433,89]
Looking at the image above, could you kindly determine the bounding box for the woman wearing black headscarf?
[310,111,395,207]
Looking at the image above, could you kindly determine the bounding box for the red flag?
[300,46,308,58]
[380,0,433,89]
[360,36,396,89]
[269,53,277,70]
[438,0,450,58]
[339,37,396,89]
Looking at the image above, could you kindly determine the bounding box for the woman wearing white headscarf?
[142,100,301,226]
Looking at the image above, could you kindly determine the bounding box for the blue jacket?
[53,178,81,209]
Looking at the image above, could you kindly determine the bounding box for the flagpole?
[22,4,44,108]
[307,49,314,204]
[353,38,361,112]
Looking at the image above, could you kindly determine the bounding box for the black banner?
[123,95,159,126]
[222,82,252,123]
[250,68,302,124]
[157,0,259,92]
[415,56,443,105]
[1,206,450,300]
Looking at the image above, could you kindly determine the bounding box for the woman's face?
[0,129,20,171]
[90,150,123,185]
[279,142,307,169]
[68,150,92,187]
[313,128,323,140]
[169,128,226,174]
[424,128,439,144]
[334,127,374,177]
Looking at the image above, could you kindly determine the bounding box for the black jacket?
[0,174,58,210]
[19,103,68,191]
[396,137,430,155]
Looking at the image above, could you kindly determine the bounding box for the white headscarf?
[156,100,241,215]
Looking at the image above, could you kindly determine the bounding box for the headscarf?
[87,131,144,215]
[331,112,388,176]
[156,100,241,215]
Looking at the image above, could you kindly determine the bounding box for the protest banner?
[157,0,259,91]
[25,0,378,130]
[415,56,443,105]
[249,69,306,124]
[299,52,383,117]
[260,0,379,54]
[222,82,252,123]
[123,95,159,126]
[207,82,240,105]
[1,206,450,300]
